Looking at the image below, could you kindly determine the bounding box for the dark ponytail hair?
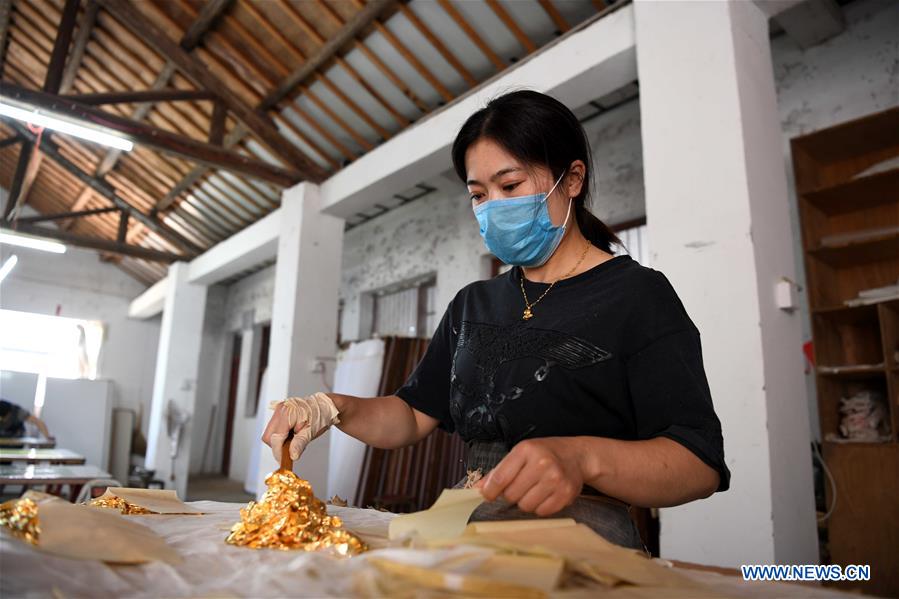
[451,89,620,254]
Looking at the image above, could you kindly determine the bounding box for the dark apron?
[454,440,647,552]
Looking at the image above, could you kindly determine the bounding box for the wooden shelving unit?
[792,106,899,596]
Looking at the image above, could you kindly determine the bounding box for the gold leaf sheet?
[89,487,202,515]
[1,491,179,564]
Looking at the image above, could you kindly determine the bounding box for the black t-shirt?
[396,254,731,492]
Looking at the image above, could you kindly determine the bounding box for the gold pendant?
[522,307,533,320]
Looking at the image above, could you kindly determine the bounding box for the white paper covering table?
[0,500,857,598]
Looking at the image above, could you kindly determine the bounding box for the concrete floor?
[185,474,254,503]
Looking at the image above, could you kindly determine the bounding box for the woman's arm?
[478,435,720,516]
[26,415,51,439]
[262,393,439,453]
[331,393,440,449]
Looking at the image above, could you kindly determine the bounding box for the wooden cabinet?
[791,106,899,596]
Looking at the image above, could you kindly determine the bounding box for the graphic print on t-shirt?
[449,320,612,444]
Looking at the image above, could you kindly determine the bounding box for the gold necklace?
[519,243,591,320]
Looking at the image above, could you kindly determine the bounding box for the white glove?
[269,392,340,462]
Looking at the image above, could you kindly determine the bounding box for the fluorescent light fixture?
[0,230,66,254]
[0,254,17,283]
[0,100,133,151]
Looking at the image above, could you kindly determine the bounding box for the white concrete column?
[144,261,208,499]
[253,182,344,497]
[635,0,817,567]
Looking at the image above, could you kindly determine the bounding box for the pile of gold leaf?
[0,496,40,545]
[225,469,366,556]
[88,495,154,515]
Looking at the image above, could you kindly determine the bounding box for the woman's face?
[464,138,582,227]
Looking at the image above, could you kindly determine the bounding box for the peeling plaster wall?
[222,265,276,331]
[772,0,899,441]
[586,99,645,225]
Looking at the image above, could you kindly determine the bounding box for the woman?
[263,90,730,550]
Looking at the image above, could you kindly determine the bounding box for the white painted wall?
[0,206,160,440]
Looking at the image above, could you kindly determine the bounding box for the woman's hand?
[261,393,339,462]
[477,437,586,517]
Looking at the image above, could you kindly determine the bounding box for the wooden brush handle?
[280,431,294,471]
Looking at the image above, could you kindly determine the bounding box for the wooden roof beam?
[95,0,326,181]
[60,0,99,94]
[259,0,395,112]
[0,221,184,262]
[2,84,303,186]
[180,0,232,50]
[399,4,477,86]
[0,0,11,77]
[486,0,536,53]
[437,0,506,72]
[16,205,119,223]
[241,1,391,141]
[154,0,396,211]
[305,0,411,127]
[4,117,202,255]
[63,88,216,105]
[4,0,78,222]
[0,133,21,148]
[538,0,571,33]
[371,18,453,102]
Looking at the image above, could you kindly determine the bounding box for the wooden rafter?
[298,83,373,151]
[437,0,506,71]
[242,0,391,141]
[43,0,81,94]
[91,0,230,182]
[371,18,453,102]
[1,84,304,186]
[61,187,93,230]
[179,0,232,50]
[258,0,394,112]
[154,0,395,212]
[305,0,410,127]
[538,0,571,33]
[16,205,119,223]
[0,221,184,262]
[63,88,215,105]
[5,118,202,255]
[208,100,226,145]
[95,0,327,181]
[399,3,477,86]
[486,0,536,53]
[94,63,175,178]
[0,0,11,77]
[59,0,99,94]
[0,133,20,148]
[3,0,79,221]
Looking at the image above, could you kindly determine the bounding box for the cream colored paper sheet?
[388,488,483,540]
[457,523,705,590]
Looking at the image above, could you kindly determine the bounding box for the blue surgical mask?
[473,171,571,267]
